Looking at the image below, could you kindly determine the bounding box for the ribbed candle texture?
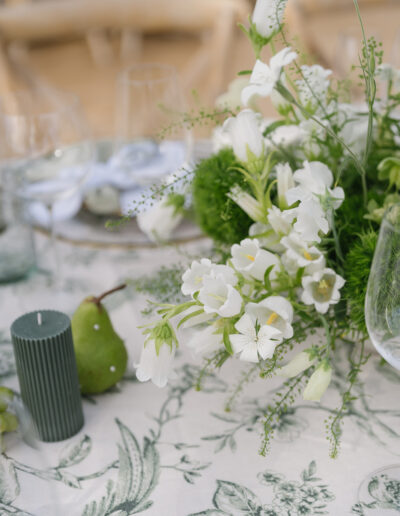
[11,310,84,442]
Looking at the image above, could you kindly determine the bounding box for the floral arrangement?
[133,0,400,457]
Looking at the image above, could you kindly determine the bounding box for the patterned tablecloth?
[0,232,399,516]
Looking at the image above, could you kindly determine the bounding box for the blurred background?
[0,0,398,138]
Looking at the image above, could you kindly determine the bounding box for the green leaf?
[238,70,252,76]
[115,419,143,504]
[58,435,92,468]
[177,309,205,329]
[213,480,262,514]
[135,437,160,504]
[262,120,287,137]
[264,265,274,291]
[223,326,233,356]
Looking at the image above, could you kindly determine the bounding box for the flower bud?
[228,186,264,222]
[276,163,294,209]
[277,351,315,378]
[303,361,332,402]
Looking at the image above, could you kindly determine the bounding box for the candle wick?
[37,312,42,326]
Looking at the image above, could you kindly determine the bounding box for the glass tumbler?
[0,170,35,282]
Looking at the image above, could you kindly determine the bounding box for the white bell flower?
[303,361,332,402]
[231,238,280,281]
[301,268,345,314]
[276,163,294,209]
[277,351,316,378]
[245,295,294,339]
[230,313,282,362]
[228,186,264,222]
[181,259,237,297]
[198,275,242,318]
[249,222,283,253]
[294,198,329,243]
[223,109,265,163]
[137,199,182,243]
[286,161,344,209]
[216,77,255,111]
[267,205,296,236]
[252,0,288,39]
[187,324,223,356]
[281,231,325,272]
[241,48,297,106]
[136,341,176,388]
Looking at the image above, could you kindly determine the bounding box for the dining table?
[1,227,399,516]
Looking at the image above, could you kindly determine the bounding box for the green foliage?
[343,230,378,333]
[192,148,253,244]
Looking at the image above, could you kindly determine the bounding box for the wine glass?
[365,203,400,368]
[363,203,400,497]
[0,89,92,279]
[113,63,192,189]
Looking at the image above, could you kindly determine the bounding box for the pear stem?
[92,284,127,307]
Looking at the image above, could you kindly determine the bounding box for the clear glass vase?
[0,170,36,283]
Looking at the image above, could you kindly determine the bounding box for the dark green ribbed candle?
[11,310,84,442]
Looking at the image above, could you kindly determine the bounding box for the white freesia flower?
[181,259,237,297]
[267,205,296,236]
[303,362,332,402]
[249,221,283,252]
[294,198,329,243]
[286,161,344,209]
[301,268,345,314]
[137,199,182,243]
[281,232,325,272]
[277,351,316,377]
[276,163,294,209]
[246,296,294,339]
[198,275,242,318]
[241,48,297,106]
[136,341,175,388]
[228,186,264,222]
[252,0,288,39]
[223,109,265,162]
[231,238,280,281]
[297,64,332,112]
[230,313,282,362]
[187,324,223,356]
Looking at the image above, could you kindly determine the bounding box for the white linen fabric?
[0,234,399,516]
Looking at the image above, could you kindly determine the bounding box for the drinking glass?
[365,203,400,369]
[0,89,92,278]
[113,63,192,187]
[363,203,400,495]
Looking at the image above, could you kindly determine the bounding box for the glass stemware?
[114,63,192,188]
[362,203,400,502]
[0,89,92,280]
[365,203,400,369]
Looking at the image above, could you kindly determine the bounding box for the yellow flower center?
[245,254,255,262]
[317,279,329,295]
[266,312,278,325]
[194,276,203,284]
[302,249,313,261]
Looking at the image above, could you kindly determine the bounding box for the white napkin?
[27,140,187,227]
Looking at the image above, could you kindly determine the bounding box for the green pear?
[71,284,128,394]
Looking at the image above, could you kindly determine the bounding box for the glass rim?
[118,63,178,86]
